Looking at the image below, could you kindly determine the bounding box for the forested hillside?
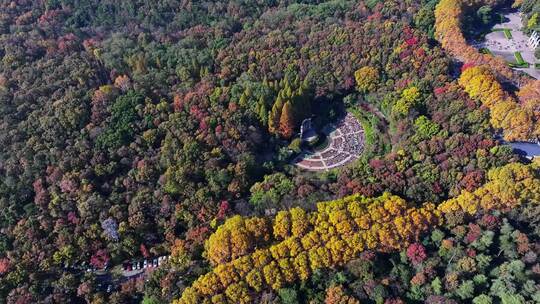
[0,0,539,303]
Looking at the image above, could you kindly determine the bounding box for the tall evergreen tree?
[279,101,295,139]
[269,97,284,135]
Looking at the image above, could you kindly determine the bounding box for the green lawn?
[504,29,512,39]
[508,52,529,68]
[514,52,526,64]
[479,48,493,55]
[493,28,513,39]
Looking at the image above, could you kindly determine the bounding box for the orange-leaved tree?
[279,101,295,139]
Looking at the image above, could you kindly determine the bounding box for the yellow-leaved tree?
[176,162,540,304]
[204,215,272,266]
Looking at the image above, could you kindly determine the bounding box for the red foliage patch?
[406,243,427,265]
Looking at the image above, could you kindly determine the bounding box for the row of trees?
[205,158,540,277]
[301,3,517,205]
[439,162,540,217]
[177,193,440,304]
[272,203,540,303]
[459,65,538,140]
[176,162,540,303]
[267,77,312,139]
[434,0,519,82]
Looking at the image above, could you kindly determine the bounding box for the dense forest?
[0,0,539,303]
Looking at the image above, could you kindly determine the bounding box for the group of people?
[484,38,525,51]
[295,113,365,170]
[316,113,364,167]
[324,152,350,166]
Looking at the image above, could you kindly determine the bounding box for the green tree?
[414,116,440,141]
[269,97,284,135]
[499,294,525,304]
[393,87,421,116]
[415,2,437,38]
[95,90,143,149]
[249,173,294,207]
[477,6,493,25]
[354,66,379,93]
[473,295,493,304]
[528,13,538,29]
[278,288,299,304]
[456,280,475,300]
[142,295,161,304]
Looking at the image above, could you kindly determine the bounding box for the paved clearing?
[478,12,540,79]
[294,113,364,171]
[509,141,540,159]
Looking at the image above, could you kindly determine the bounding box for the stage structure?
[529,31,539,49]
[300,118,318,144]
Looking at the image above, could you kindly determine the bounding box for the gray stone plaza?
[477,12,540,79]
